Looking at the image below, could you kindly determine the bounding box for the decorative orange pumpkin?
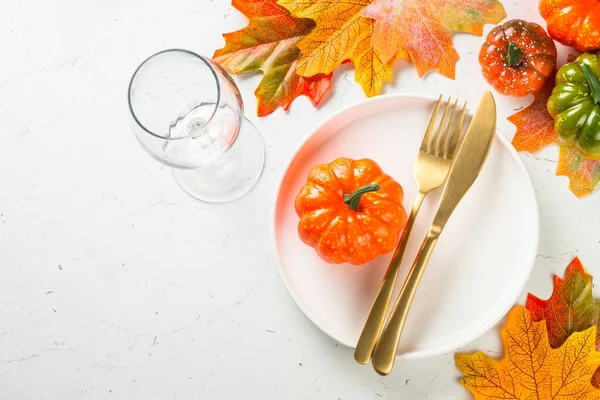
[539,0,600,53]
[479,19,557,97]
[294,158,407,265]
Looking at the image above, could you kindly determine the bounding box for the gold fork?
[354,95,467,365]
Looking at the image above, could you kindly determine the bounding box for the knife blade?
[431,91,497,234]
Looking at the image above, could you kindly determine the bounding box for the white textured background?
[1,0,599,399]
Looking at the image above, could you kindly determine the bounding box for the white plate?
[273,94,539,359]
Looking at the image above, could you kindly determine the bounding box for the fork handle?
[354,191,426,365]
[371,233,439,375]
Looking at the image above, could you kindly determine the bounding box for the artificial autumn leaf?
[278,0,410,97]
[526,257,600,387]
[363,0,506,78]
[509,54,600,197]
[456,306,600,399]
[509,76,557,154]
[213,0,332,117]
[354,47,406,98]
[526,257,600,350]
[557,142,600,198]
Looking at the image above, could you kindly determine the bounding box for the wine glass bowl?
[128,49,265,202]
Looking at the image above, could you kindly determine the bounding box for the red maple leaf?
[526,257,600,387]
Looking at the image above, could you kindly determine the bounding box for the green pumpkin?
[547,52,600,158]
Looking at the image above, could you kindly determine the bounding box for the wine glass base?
[173,117,265,203]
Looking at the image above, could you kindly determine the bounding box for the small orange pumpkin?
[294,158,407,265]
[479,19,557,97]
[539,0,600,53]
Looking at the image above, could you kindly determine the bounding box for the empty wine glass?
[127,49,265,203]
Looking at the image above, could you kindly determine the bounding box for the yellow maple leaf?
[355,47,407,97]
[456,306,600,400]
[277,0,408,97]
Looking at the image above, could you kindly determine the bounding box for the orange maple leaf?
[278,0,410,97]
[213,0,332,117]
[508,55,600,198]
[362,0,506,78]
[456,306,600,400]
[509,76,558,154]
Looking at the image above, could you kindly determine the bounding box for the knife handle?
[371,233,439,376]
[354,191,426,365]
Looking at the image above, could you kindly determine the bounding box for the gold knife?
[371,91,497,376]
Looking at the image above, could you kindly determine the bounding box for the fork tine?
[421,95,443,152]
[447,101,467,158]
[440,99,458,158]
[432,97,451,155]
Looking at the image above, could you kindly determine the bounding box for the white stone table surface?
[1,0,599,398]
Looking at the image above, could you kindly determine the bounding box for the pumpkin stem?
[344,184,380,211]
[582,63,600,105]
[506,41,523,67]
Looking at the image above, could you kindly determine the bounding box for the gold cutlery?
[354,95,467,365]
[371,91,497,375]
